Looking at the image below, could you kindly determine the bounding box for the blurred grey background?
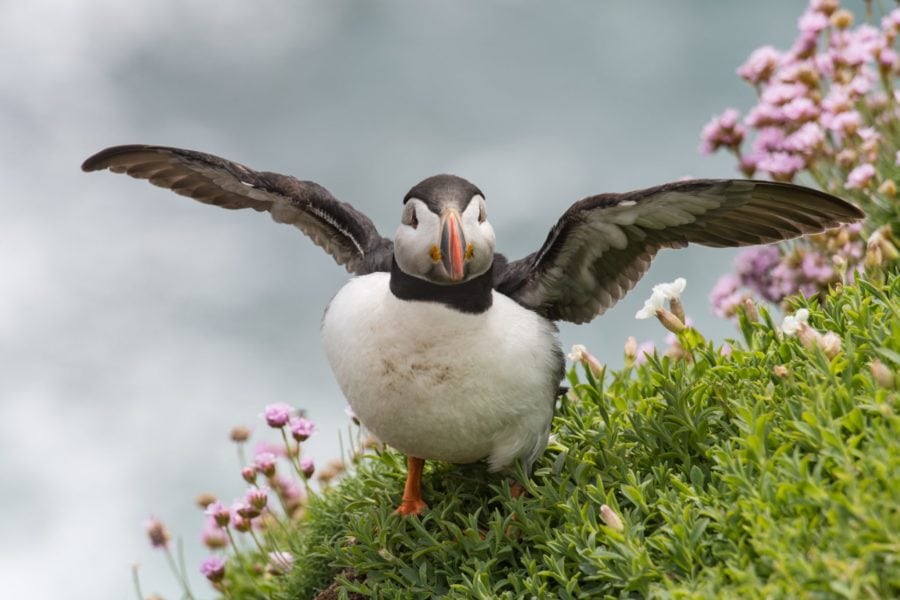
[1,1,805,598]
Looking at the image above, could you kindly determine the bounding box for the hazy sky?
[1,2,805,598]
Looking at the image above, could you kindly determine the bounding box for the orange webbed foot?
[394,456,428,517]
[394,498,429,516]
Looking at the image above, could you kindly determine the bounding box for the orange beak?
[440,209,466,282]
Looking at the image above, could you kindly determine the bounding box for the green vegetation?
[269,269,899,599]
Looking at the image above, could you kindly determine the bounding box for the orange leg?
[394,456,428,516]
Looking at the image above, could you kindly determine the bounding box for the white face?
[394,195,496,284]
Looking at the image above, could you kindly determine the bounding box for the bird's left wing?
[82,144,393,274]
[495,179,864,324]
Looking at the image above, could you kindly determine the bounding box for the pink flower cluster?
[700,1,899,185]
[710,222,865,317]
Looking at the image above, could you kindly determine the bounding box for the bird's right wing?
[82,144,394,274]
[496,179,864,324]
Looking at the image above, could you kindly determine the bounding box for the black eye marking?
[478,203,486,223]
[409,208,418,229]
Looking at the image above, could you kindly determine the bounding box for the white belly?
[321,272,561,470]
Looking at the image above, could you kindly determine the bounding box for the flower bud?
[624,336,638,363]
[656,307,686,334]
[235,501,260,520]
[797,323,820,350]
[817,0,838,16]
[246,488,269,511]
[830,9,853,29]
[200,556,227,583]
[869,360,895,388]
[773,364,790,378]
[195,492,217,509]
[145,517,170,549]
[230,426,251,443]
[600,504,625,532]
[300,456,315,478]
[669,297,686,324]
[205,501,231,528]
[818,331,842,359]
[741,298,759,323]
[242,466,258,484]
[878,179,897,198]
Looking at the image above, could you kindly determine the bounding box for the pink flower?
[745,102,786,127]
[300,456,315,478]
[233,500,260,520]
[231,513,251,533]
[145,517,170,549]
[882,8,900,33]
[753,127,787,152]
[822,86,851,114]
[200,518,228,549]
[801,252,834,282]
[246,487,269,511]
[824,110,862,135]
[782,96,819,121]
[241,466,257,484]
[737,45,781,84]
[699,108,745,154]
[273,473,304,502]
[634,341,656,366]
[205,501,231,528]
[262,403,293,428]
[709,274,747,318]
[784,122,824,155]
[254,451,278,476]
[879,47,898,70]
[288,416,316,442]
[761,82,808,105]
[798,9,829,34]
[253,440,286,458]
[845,163,875,189]
[757,151,805,181]
[199,556,226,583]
[268,551,294,575]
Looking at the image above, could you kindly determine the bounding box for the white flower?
[567,344,587,362]
[635,289,666,319]
[652,277,687,301]
[780,308,810,336]
[635,277,686,319]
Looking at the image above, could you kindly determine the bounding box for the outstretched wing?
[495,179,865,324]
[82,144,393,275]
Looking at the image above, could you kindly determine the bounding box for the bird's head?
[394,174,496,284]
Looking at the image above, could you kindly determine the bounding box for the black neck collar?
[389,259,493,314]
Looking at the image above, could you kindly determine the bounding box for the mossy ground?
[267,270,899,599]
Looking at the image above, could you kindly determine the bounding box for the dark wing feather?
[82,144,393,274]
[496,179,865,324]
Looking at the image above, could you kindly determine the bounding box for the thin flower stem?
[279,429,306,480]
[224,527,270,596]
[236,442,247,469]
[248,528,268,555]
[163,546,196,600]
[131,564,145,600]
[176,538,195,600]
[224,526,247,565]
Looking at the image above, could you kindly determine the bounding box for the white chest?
[321,273,562,469]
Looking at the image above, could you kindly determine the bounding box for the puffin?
[82,145,864,516]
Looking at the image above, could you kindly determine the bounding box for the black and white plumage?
[82,144,864,515]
